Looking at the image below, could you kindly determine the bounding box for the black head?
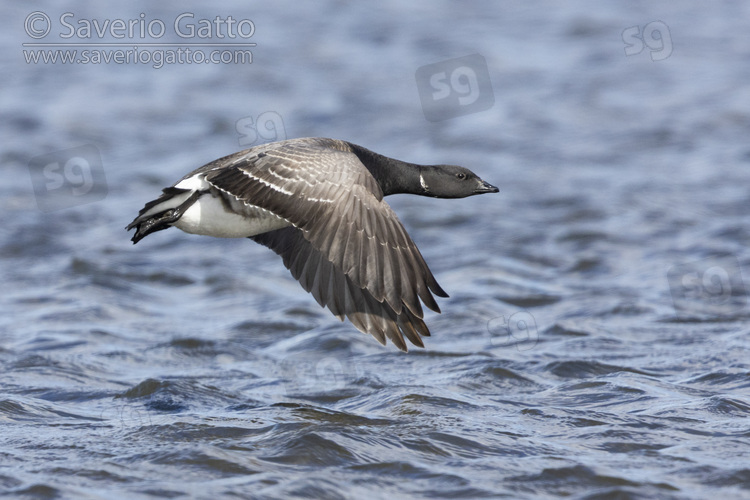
[346,141,498,198]
[419,164,499,199]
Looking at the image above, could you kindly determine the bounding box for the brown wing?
[204,138,447,350]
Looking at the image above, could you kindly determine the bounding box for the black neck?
[348,143,424,196]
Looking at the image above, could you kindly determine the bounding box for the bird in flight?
[127,137,498,351]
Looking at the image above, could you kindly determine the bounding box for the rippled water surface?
[3,1,750,498]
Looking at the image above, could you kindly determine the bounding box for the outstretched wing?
[251,227,432,350]
[205,138,448,350]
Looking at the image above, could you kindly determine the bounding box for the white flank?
[171,173,290,238]
[174,174,210,191]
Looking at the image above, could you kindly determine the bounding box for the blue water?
[2,1,749,498]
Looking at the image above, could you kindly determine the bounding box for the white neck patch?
[419,173,428,192]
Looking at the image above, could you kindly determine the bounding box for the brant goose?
[127,137,498,351]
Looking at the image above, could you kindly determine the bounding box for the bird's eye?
[456,172,466,180]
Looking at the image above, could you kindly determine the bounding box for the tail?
[126,187,201,244]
